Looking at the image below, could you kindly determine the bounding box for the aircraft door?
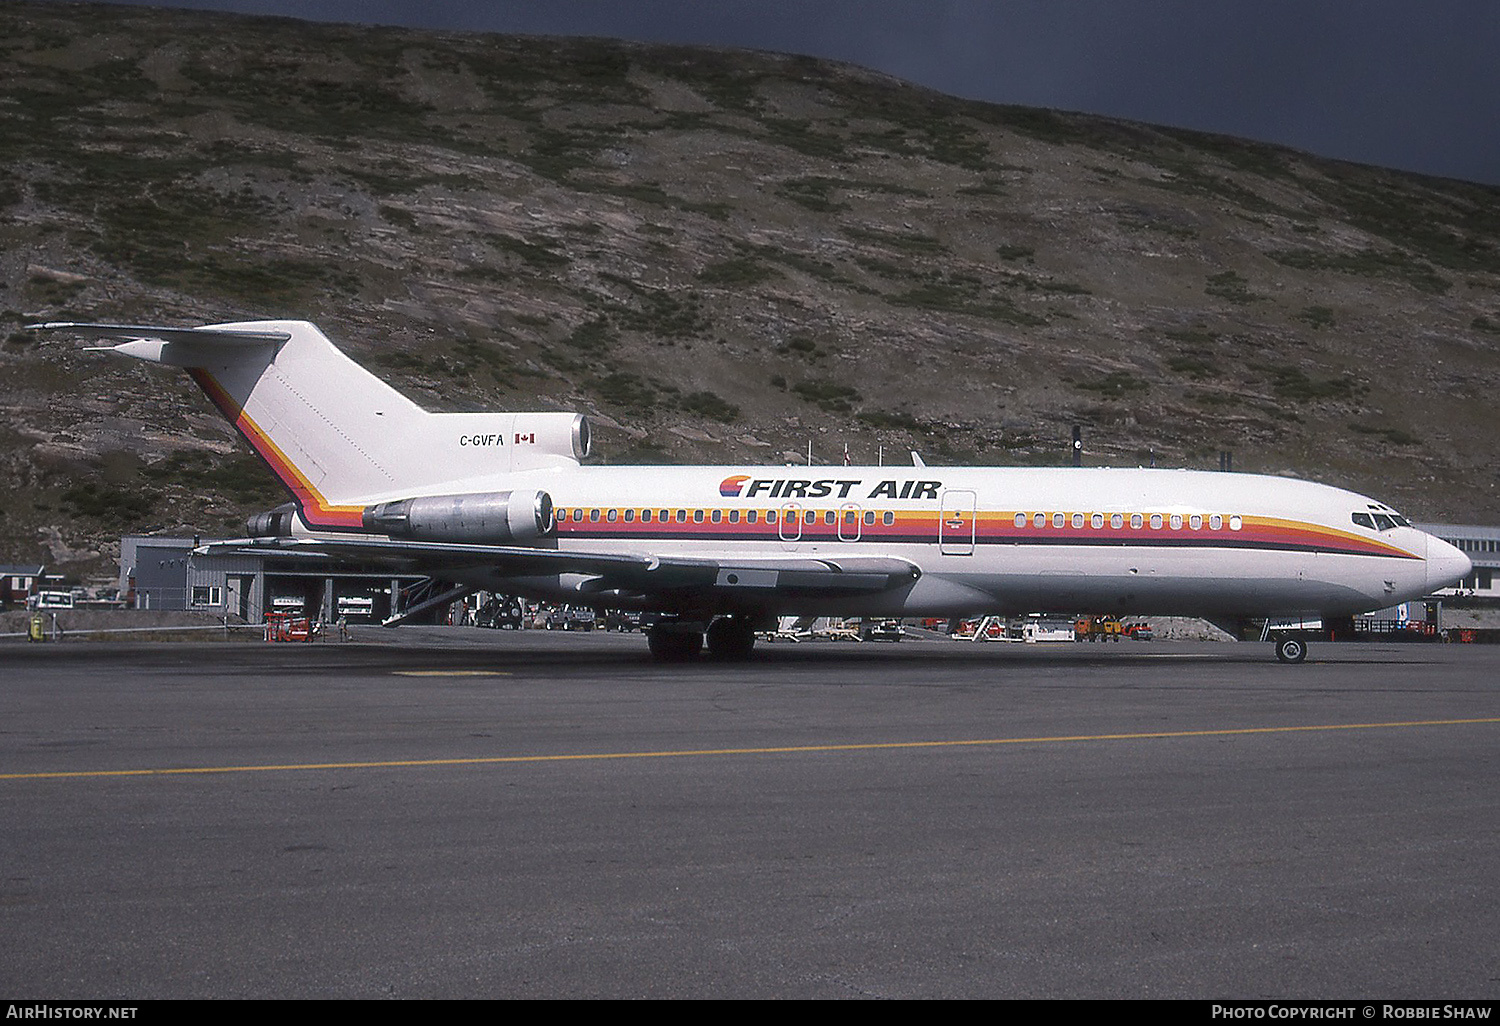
[838,503,862,542]
[939,489,976,555]
[779,503,803,545]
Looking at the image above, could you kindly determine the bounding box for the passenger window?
[1072,513,1085,529]
[1014,513,1027,528]
[675,510,686,523]
[693,510,705,524]
[767,511,776,524]
[1189,514,1203,530]
[1052,513,1065,528]
[1091,513,1104,529]
[1109,513,1123,529]
[711,510,722,523]
[748,510,758,524]
[883,512,895,526]
[623,509,635,523]
[606,509,617,523]
[1209,514,1222,530]
[864,511,875,525]
[729,510,740,524]
[642,510,653,523]
[589,509,600,523]
[1130,513,1143,529]
[1150,513,1163,529]
[825,511,836,525]
[1170,514,1183,530]
[805,511,816,524]
[1033,513,1046,528]
[1229,515,1242,531]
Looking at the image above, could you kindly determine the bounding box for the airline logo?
[717,476,944,500]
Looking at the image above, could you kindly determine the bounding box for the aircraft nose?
[1425,534,1472,592]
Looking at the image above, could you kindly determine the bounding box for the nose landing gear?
[1274,635,1308,663]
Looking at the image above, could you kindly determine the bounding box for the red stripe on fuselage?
[554,508,1419,559]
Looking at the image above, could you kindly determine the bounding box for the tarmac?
[2,629,1498,998]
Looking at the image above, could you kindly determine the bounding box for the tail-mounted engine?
[362,490,555,544]
[247,502,301,538]
[246,491,556,544]
[506,413,591,468]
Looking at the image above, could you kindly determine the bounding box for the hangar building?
[118,535,430,624]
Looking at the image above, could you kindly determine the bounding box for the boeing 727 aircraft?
[34,319,1471,662]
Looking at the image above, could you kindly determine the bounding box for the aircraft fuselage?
[449,463,1461,621]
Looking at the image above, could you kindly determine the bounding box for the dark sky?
[51,0,1500,185]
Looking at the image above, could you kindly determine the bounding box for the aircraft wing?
[198,537,921,598]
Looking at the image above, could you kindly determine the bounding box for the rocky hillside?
[3,2,1499,577]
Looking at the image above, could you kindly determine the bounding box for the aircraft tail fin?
[33,320,589,527]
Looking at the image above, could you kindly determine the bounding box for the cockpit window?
[1363,504,1412,529]
[1355,511,1412,531]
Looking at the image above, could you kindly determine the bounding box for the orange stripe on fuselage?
[174,377,1425,559]
[1238,516,1414,559]
[554,508,1421,559]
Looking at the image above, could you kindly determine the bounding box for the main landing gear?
[646,621,703,661]
[646,616,759,662]
[705,616,757,661]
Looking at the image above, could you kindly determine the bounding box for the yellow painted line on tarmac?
[391,670,513,677]
[4,717,1500,783]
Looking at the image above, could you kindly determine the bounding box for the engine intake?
[362,490,555,544]
[510,413,591,463]
[247,502,300,538]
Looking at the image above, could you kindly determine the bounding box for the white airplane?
[34,319,1471,663]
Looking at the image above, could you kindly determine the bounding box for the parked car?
[603,609,641,632]
[546,605,596,631]
[862,619,904,642]
[477,596,526,629]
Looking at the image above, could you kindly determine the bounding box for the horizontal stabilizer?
[29,322,291,346]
